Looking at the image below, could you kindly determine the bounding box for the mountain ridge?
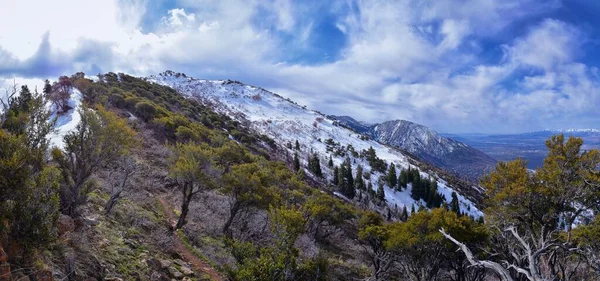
[329,115,497,181]
[149,71,484,216]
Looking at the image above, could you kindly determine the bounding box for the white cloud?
[162,8,196,28]
[508,19,581,71]
[0,0,597,133]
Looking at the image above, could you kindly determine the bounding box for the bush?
[134,101,158,122]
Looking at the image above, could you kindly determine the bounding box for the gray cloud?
[0,0,597,134]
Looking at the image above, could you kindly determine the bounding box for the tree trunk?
[104,190,122,215]
[223,203,240,237]
[175,184,193,230]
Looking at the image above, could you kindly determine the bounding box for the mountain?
[331,116,497,181]
[149,71,483,216]
[447,129,600,169]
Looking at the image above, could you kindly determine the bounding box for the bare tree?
[105,156,137,214]
[0,81,18,125]
[44,77,71,113]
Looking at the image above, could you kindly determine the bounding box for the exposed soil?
[158,197,224,281]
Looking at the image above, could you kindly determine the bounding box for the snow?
[150,73,483,218]
[48,88,82,149]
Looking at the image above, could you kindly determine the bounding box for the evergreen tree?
[406,167,412,183]
[328,155,333,168]
[344,157,354,188]
[293,152,300,171]
[410,171,424,201]
[398,169,408,190]
[387,163,397,189]
[332,166,339,185]
[401,206,408,221]
[376,184,385,202]
[450,192,460,215]
[308,153,322,177]
[355,165,365,190]
[295,139,300,150]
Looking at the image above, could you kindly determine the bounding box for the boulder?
[179,265,194,277]
[149,271,169,281]
[159,260,171,269]
[167,267,183,279]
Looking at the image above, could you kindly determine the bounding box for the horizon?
[2,0,600,134]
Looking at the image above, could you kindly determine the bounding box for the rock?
[167,267,183,279]
[104,278,123,281]
[83,216,99,226]
[149,271,169,281]
[57,215,75,236]
[159,260,171,269]
[124,239,139,249]
[146,258,160,270]
[179,265,194,277]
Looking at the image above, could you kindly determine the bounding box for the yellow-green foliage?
[54,106,136,215]
[482,134,600,230]
[0,130,60,257]
[384,208,486,250]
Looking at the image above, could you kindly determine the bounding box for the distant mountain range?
[443,129,600,169]
[330,116,497,181]
[150,71,484,215]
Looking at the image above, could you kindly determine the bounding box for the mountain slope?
[149,71,483,217]
[332,116,496,181]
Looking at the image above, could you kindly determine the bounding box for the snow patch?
[48,88,82,149]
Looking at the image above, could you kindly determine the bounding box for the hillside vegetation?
[0,72,598,281]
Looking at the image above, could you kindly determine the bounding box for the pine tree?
[401,206,408,221]
[398,169,408,190]
[308,153,322,177]
[376,184,385,202]
[386,208,392,221]
[344,157,354,188]
[295,139,300,150]
[387,163,397,189]
[328,155,333,168]
[355,165,365,190]
[332,166,339,185]
[450,192,460,215]
[293,152,300,171]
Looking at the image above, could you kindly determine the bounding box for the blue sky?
[0,0,599,133]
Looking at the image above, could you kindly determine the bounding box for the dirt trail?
[158,197,224,281]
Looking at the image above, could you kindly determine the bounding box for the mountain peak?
[332,116,495,181]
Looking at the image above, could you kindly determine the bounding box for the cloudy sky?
[1,0,599,133]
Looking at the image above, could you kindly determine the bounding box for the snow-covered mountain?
[523,128,600,137]
[331,116,496,181]
[149,71,483,217]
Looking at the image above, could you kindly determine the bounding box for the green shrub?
[134,101,158,122]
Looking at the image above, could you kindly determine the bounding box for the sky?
[0,0,599,134]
